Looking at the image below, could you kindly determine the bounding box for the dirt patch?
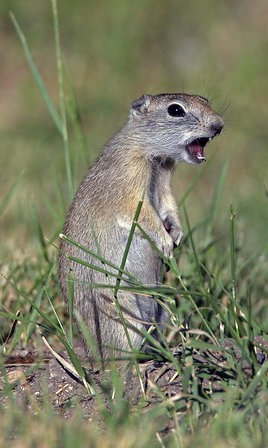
[1,337,267,423]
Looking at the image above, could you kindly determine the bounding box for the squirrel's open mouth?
[186,136,212,164]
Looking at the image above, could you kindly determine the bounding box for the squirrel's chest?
[148,164,161,210]
[148,160,173,214]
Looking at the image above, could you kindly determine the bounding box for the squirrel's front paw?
[169,224,183,247]
[160,232,174,259]
[163,217,183,247]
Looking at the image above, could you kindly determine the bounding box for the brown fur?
[58,92,224,363]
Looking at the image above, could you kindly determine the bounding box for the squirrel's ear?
[131,94,152,116]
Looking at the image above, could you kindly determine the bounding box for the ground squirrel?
[58,93,224,362]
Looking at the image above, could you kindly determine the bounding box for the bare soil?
[1,337,267,425]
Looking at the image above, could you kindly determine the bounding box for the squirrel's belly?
[124,237,163,285]
[64,222,163,286]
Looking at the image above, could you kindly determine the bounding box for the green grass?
[1,165,268,446]
[1,0,268,252]
[1,181,268,446]
[1,1,268,446]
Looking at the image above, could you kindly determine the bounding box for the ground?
[1,337,267,431]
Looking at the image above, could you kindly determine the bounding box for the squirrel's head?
[128,93,224,164]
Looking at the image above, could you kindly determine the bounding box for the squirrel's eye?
[167,103,186,117]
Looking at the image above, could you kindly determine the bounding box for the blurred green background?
[1,0,267,255]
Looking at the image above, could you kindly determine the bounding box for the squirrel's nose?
[211,117,224,136]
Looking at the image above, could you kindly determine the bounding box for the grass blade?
[51,0,74,200]
[59,233,139,282]
[67,269,74,344]
[178,156,213,207]
[240,360,268,403]
[0,171,23,217]
[229,204,240,337]
[114,198,144,298]
[31,202,50,263]
[10,12,63,136]
[206,159,228,237]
